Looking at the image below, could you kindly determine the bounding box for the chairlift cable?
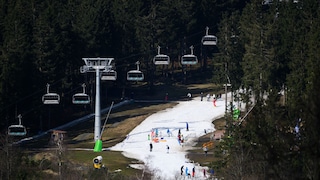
[1,29,207,121]
[113,30,204,67]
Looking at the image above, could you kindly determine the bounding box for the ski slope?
[111,95,227,180]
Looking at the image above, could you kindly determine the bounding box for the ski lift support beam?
[81,57,114,142]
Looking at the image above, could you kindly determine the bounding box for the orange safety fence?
[202,141,214,148]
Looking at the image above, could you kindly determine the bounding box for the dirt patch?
[73,133,92,141]
[213,118,226,130]
[186,117,226,166]
[101,114,150,147]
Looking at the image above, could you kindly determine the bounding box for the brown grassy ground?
[185,117,226,166]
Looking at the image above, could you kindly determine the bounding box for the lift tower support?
[80,58,114,142]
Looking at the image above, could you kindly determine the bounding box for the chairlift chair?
[72,93,90,104]
[8,125,27,136]
[153,46,170,65]
[181,55,198,65]
[181,45,198,65]
[201,27,218,46]
[42,93,60,104]
[42,84,60,104]
[262,0,273,5]
[127,70,144,81]
[8,114,26,136]
[72,84,90,104]
[101,69,117,81]
[127,61,144,81]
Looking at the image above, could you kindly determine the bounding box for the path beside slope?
[110,96,226,180]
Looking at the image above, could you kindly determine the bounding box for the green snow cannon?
[233,109,240,120]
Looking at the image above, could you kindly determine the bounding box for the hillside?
[8,82,224,179]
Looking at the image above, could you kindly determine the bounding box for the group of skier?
[148,124,218,178]
[149,141,170,153]
[147,125,216,178]
[136,91,223,179]
[181,166,195,177]
[149,128,173,153]
[200,92,221,101]
[181,165,211,178]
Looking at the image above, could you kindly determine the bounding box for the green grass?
[68,150,142,175]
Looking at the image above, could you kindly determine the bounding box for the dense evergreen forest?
[0,0,246,134]
[0,0,319,179]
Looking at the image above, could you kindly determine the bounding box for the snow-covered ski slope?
[111,94,228,180]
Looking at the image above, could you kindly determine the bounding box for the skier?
[203,145,208,156]
[200,92,204,101]
[187,93,192,100]
[185,167,189,177]
[192,167,195,177]
[180,134,184,145]
[206,94,210,101]
[213,97,217,107]
[186,122,189,131]
[178,134,181,145]
[166,145,170,153]
[149,142,153,152]
[210,168,215,176]
[151,129,155,139]
[181,165,184,175]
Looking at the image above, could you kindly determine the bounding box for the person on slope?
[181,165,184,175]
[150,142,153,152]
[187,93,192,100]
[192,167,195,177]
[203,145,208,156]
[213,97,217,107]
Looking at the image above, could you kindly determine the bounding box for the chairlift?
[42,84,60,104]
[101,69,117,81]
[127,61,144,81]
[8,114,27,136]
[262,0,273,5]
[72,84,90,104]
[72,94,90,104]
[201,27,217,46]
[153,46,170,65]
[127,70,144,81]
[181,45,198,65]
